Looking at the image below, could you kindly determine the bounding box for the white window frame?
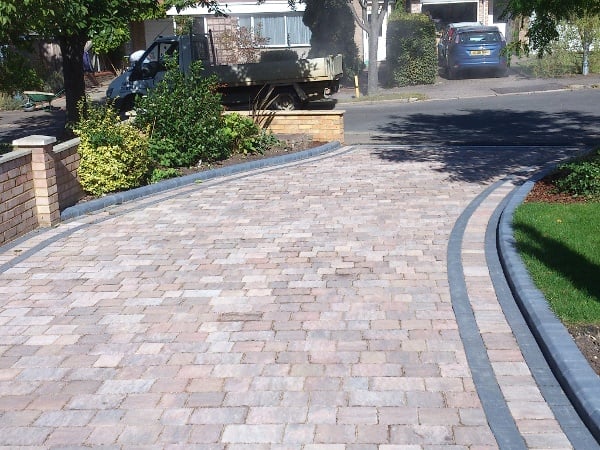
[239,13,311,48]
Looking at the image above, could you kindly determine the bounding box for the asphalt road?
[342,89,600,147]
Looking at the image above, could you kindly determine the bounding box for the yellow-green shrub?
[74,101,152,196]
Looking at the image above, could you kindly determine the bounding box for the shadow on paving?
[370,108,600,183]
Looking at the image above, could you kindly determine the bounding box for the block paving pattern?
[0,145,578,448]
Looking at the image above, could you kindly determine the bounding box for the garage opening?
[422,2,478,25]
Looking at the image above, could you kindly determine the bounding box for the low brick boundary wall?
[231,110,345,144]
[0,136,83,245]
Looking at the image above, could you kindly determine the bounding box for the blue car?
[441,25,508,79]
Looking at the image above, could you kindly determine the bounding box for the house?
[136,0,507,65]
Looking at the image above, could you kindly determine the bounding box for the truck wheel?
[272,90,299,111]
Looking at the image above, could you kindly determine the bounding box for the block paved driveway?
[0,144,584,448]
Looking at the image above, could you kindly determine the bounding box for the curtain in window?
[257,15,286,45]
[286,14,311,45]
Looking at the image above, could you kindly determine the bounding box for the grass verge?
[513,202,600,324]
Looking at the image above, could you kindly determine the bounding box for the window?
[238,13,311,47]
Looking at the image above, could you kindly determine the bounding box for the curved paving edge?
[61,141,342,221]
[448,179,526,449]
[497,176,600,444]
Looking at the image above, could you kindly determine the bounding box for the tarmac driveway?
[0,144,587,447]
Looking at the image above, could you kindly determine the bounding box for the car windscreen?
[458,31,502,44]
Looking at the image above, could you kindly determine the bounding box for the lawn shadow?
[513,221,600,311]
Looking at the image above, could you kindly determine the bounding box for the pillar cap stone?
[12,135,57,146]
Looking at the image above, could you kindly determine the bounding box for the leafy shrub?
[74,101,152,196]
[150,167,180,183]
[386,11,437,87]
[555,149,600,198]
[134,58,230,168]
[518,48,580,77]
[221,113,264,155]
[0,142,12,155]
[0,47,44,95]
[0,92,25,111]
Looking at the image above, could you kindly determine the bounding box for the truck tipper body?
[106,33,343,111]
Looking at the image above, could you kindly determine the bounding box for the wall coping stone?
[12,135,57,146]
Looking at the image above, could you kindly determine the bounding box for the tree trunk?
[366,24,380,95]
[59,35,87,125]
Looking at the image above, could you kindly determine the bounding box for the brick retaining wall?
[232,110,345,144]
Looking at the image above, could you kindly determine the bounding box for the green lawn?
[513,202,600,324]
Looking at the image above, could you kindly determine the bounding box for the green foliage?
[504,0,600,54]
[518,48,581,77]
[0,143,13,155]
[555,150,600,198]
[222,113,280,155]
[222,113,262,155]
[74,100,152,196]
[0,48,44,95]
[303,0,363,80]
[150,167,181,183]
[133,58,230,168]
[386,11,437,87]
[0,92,26,111]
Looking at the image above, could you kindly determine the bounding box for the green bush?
[134,58,230,168]
[222,113,279,155]
[0,47,44,95]
[518,48,581,77]
[150,167,181,183]
[74,101,152,196]
[386,11,437,87]
[555,149,600,198]
[0,92,25,111]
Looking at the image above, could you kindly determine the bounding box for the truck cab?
[107,34,212,110]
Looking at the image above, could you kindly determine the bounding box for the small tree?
[216,25,269,64]
[570,12,600,75]
[503,0,600,54]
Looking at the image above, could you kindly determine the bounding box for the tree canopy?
[503,0,600,52]
[0,0,222,123]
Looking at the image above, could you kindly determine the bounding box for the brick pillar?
[12,135,60,227]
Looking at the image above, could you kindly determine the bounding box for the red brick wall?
[0,151,37,244]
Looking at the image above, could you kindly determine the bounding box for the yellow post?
[354,75,360,98]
